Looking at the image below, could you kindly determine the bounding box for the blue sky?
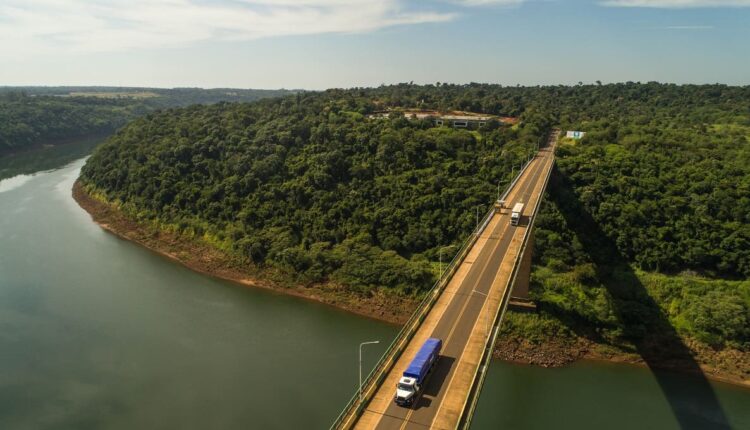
[1,0,748,89]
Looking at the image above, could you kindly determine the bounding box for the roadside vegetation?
[77,83,750,374]
[501,83,749,375]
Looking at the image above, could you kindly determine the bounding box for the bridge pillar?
[510,226,536,311]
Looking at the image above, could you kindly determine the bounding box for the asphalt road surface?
[360,137,557,430]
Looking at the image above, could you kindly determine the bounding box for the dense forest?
[79,83,750,351]
[0,87,294,154]
[80,91,547,294]
[0,92,143,154]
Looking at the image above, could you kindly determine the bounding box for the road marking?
[427,161,546,428]
[396,217,513,430]
[428,152,555,428]
[429,261,510,430]
[365,145,554,430]
[397,154,546,430]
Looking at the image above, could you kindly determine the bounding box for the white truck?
[394,338,442,407]
[511,202,524,226]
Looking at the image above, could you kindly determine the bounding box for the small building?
[432,114,495,129]
[566,131,586,139]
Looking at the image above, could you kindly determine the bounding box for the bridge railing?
[457,129,559,430]
[330,153,538,430]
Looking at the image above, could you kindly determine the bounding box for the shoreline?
[72,180,749,389]
[493,333,750,388]
[72,180,416,326]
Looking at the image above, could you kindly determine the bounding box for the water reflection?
[0,156,397,429]
[472,361,749,430]
[0,136,105,181]
[0,174,34,193]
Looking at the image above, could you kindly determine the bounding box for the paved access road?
[353,134,557,430]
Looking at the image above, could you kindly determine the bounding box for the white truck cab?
[395,376,418,405]
[511,202,524,226]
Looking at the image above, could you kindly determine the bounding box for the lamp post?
[359,340,380,402]
[472,289,490,335]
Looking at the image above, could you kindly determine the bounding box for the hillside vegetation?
[78,83,750,361]
[513,84,750,361]
[0,92,144,154]
[0,88,294,155]
[80,91,546,293]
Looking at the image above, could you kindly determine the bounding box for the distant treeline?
[0,86,297,106]
[0,87,296,154]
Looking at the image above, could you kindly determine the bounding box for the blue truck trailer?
[394,338,442,406]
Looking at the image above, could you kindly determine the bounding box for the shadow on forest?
[546,166,731,429]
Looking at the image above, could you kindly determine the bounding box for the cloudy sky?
[1,0,748,89]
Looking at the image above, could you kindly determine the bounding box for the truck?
[394,338,442,407]
[511,202,524,226]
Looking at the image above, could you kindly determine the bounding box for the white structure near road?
[566,131,586,139]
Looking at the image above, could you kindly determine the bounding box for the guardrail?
[457,129,559,430]
[330,151,538,430]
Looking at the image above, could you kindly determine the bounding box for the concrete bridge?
[332,129,560,430]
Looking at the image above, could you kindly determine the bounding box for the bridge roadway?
[353,135,557,430]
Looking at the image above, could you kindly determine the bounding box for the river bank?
[73,180,749,388]
[72,180,416,326]
[493,332,750,388]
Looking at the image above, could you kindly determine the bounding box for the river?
[0,140,748,429]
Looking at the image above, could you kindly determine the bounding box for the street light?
[359,340,380,402]
[472,289,490,335]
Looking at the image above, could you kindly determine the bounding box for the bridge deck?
[353,139,556,430]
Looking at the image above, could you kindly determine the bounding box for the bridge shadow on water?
[545,167,731,430]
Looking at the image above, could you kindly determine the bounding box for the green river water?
[0,140,748,429]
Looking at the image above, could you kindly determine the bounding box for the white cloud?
[0,0,455,56]
[601,0,750,7]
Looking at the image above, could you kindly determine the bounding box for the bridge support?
[509,226,536,311]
